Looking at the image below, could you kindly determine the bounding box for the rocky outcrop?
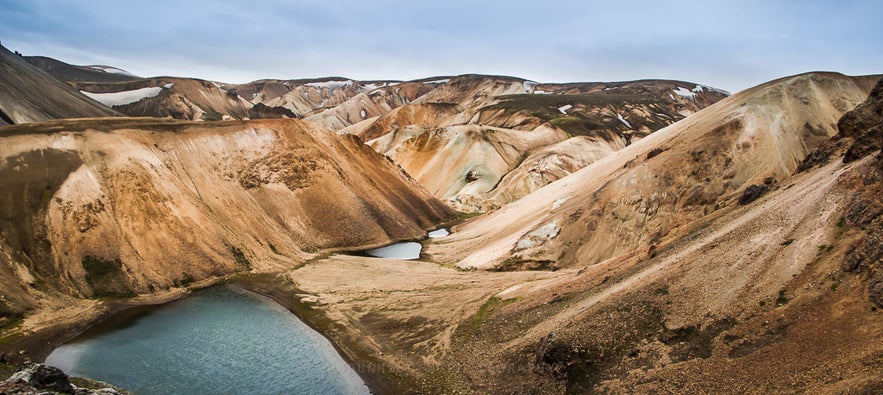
[0,363,122,394]
[837,77,883,307]
[839,77,883,163]
[247,103,297,119]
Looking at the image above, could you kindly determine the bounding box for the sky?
[1,0,881,93]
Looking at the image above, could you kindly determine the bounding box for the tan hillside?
[345,75,729,211]
[427,72,878,270]
[0,117,451,330]
[280,72,883,394]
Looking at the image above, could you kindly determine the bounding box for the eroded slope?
[0,117,451,330]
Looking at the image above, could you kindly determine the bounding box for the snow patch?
[80,87,163,107]
[515,220,561,250]
[360,109,367,118]
[692,84,704,92]
[617,113,632,128]
[672,86,697,100]
[360,83,387,92]
[700,85,731,96]
[89,66,136,77]
[423,79,450,84]
[552,196,572,210]
[533,90,548,94]
[558,104,572,114]
[523,81,538,92]
[163,83,174,89]
[305,80,353,92]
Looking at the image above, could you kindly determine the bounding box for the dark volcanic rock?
[839,77,883,163]
[843,232,883,273]
[870,278,883,308]
[837,78,883,307]
[5,363,75,394]
[0,363,122,395]
[738,184,769,205]
[796,148,833,173]
[247,103,298,119]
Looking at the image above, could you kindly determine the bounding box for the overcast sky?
[1,0,881,93]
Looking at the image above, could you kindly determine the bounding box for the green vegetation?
[468,296,520,332]
[837,216,846,228]
[455,211,483,220]
[231,247,252,270]
[82,255,134,297]
[780,239,795,246]
[817,244,834,254]
[173,272,195,287]
[200,110,224,121]
[654,285,670,295]
[489,93,653,118]
[481,93,669,138]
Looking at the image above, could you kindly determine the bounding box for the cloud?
[1,0,881,92]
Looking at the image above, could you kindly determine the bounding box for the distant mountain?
[343,75,730,211]
[50,68,729,210]
[0,44,120,125]
[24,55,140,83]
[75,77,253,121]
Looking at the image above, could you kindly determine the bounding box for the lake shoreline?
[226,273,409,395]
[0,271,402,395]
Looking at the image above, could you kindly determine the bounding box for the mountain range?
[0,43,881,393]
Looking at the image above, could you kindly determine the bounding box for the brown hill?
[0,45,120,125]
[0,117,451,331]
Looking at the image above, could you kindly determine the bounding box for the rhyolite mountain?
[1,44,881,394]
[14,52,730,211]
[297,72,883,393]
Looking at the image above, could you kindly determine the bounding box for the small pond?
[364,242,422,260]
[362,228,449,260]
[427,228,449,238]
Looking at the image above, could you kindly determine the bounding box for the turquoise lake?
[46,286,370,395]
